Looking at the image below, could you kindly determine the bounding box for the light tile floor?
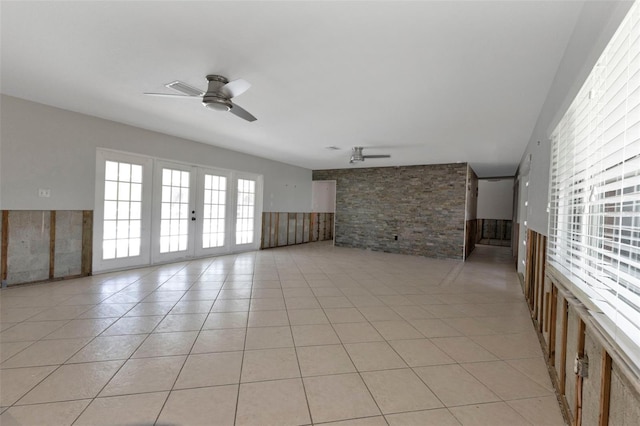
[0,242,566,425]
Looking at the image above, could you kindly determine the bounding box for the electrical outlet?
[38,188,51,198]
[575,354,589,377]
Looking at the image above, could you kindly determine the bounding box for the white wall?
[311,180,336,213]
[517,1,633,236]
[0,95,312,212]
[477,178,514,220]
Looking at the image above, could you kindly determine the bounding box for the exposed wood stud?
[260,212,267,249]
[575,318,586,426]
[270,213,274,248]
[269,213,278,247]
[539,235,547,332]
[269,212,273,248]
[311,213,316,242]
[599,350,612,426]
[560,299,569,395]
[532,232,538,309]
[544,292,550,333]
[525,229,534,309]
[81,210,93,276]
[325,213,328,240]
[576,319,586,354]
[549,284,558,365]
[286,212,291,245]
[303,213,308,243]
[513,223,520,269]
[535,234,546,331]
[1,211,8,282]
[274,212,279,247]
[294,212,298,245]
[322,213,326,240]
[49,211,56,279]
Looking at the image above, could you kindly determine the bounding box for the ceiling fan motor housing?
[351,147,364,162]
[203,75,232,111]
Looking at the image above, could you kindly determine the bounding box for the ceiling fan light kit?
[145,74,257,122]
[203,97,232,112]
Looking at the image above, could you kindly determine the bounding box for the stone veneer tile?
[313,164,467,259]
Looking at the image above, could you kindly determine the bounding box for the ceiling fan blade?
[221,79,251,98]
[165,80,205,96]
[363,155,391,159]
[229,102,257,122]
[144,93,200,98]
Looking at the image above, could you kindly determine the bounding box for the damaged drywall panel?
[54,210,83,277]
[6,210,50,283]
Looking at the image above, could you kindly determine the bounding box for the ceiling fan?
[349,147,391,164]
[144,75,257,122]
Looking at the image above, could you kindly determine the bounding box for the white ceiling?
[0,1,605,177]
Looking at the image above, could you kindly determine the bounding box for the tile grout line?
[0,245,561,425]
[298,271,388,424]
[67,261,217,424]
[231,253,252,426]
[281,264,316,426]
[151,259,226,425]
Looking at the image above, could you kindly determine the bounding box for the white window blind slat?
[549,1,640,371]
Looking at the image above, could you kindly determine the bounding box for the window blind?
[548,1,640,368]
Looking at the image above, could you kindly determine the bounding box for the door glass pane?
[160,167,190,253]
[102,160,142,260]
[202,174,226,248]
[236,178,255,245]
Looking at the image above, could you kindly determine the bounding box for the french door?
[94,151,153,272]
[197,168,232,257]
[94,150,262,272]
[152,161,196,263]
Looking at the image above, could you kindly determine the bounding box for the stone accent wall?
[313,163,467,259]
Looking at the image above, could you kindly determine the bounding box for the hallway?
[0,243,564,425]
